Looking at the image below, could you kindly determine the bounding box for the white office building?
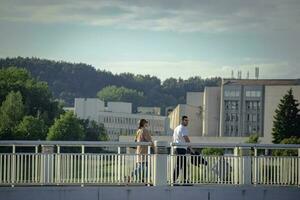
[165,79,300,144]
[137,107,161,115]
[75,98,171,141]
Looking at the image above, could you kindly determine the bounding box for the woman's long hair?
[138,119,148,129]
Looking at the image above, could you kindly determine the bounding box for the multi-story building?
[168,92,203,136]
[165,79,300,144]
[74,98,171,141]
[220,80,264,137]
[219,79,300,140]
[137,107,161,115]
[202,87,221,137]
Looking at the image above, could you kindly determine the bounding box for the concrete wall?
[1,186,299,200]
[119,135,248,144]
[99,111,170,137]
[168,104,202,136]
[202,87,221,137]
[107,102,132,114]
[75,98,105,121]
[137,107,161,115]
[186,92,203,107]
[263,85,300,143]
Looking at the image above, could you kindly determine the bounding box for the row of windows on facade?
[245,101,261,110]
[225,113,260,122]
[246,113,260,122]
[224,123,260,135]
[225,100,261,111]
[106,129,164,136]
[224,90,261,98]
[225,113,239,122]
[225,101,239,110]
[99,116,164,128]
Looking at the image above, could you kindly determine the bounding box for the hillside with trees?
[0,57,221,114]
[0,67,107,142]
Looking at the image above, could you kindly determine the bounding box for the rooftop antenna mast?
[255,67,259,79]
[237,70,242,79]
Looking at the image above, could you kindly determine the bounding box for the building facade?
[219,79,300,141]
[168,104,202,136]
[137,107,161,115]
[75,98,171,141]
[220,82,264,137]
[168,92,203,136]
[202,87,221,137]
[167,79,300,143]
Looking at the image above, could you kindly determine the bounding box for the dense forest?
[0,57,221,114]
[0,67,107,142]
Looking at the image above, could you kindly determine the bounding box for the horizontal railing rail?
[0,141,299,187]
[0,153,154,186]
[170,142,300,149]
[0,140,152,147]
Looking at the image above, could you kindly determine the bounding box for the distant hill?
[0,57,221,114]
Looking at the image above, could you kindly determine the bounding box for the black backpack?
[190,151,208,166]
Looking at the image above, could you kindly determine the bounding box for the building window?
[225,90,240,97]
[225,113,230,121]
[246,90,261,98]
[246,101,261,110]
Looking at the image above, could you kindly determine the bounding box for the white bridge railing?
[0,141,299,187]
[0,153,154,186]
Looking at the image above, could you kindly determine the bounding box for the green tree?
[97,86,145,111]
[245,134,260,143]
[80,119,108,141]
[0,57,220,111]
[201,148,224,156]
[273,136,300,156]
[0,91,24,139]
[15,116,47,140]
[0,67,62,126]
[245,134,261,155]
[47,112,84,141]
[272,89,300,143]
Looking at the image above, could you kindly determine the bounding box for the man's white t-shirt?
[173,124,188,149]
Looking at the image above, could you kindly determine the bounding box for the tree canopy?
[272,88,300,143]
[0,67,62,125]
[97,86,145,111]
[0,91,25,139]
[47,112,85,141]
[15,116,47,140]
[0,57,221,114]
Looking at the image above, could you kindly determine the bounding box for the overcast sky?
[0,0,299,80]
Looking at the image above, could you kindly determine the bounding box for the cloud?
[1,0,300,33]
[96,59,299,80]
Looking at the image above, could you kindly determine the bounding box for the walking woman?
[132,119,152,183]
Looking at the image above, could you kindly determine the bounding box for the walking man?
[172,115,193,183]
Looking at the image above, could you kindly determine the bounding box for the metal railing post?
[254,148,258,185]
[239,147,252,185]
[56,145,60,185]
[170,145,174,186]
[81,145,85,187]
[233,147,239,184]
[11,145,16,187]
[117,146,121,184]
[153,141,168,186]
[298,148,300,187]
[41,145,54,185]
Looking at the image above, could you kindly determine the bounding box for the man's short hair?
[182,116,188,121]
